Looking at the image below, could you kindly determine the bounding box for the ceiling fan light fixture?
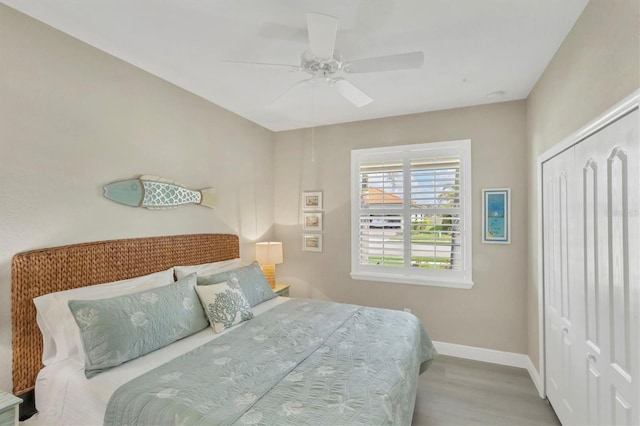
[301,49,341,76]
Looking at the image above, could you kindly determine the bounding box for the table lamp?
[255,242,283,289]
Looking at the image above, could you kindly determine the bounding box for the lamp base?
[261,264,276,289]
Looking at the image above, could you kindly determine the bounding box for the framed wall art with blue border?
[482,188,511,244]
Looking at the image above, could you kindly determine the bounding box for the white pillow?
[174,258,242,280]
[34,267,175,365]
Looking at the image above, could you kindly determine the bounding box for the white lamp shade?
[255,242,283,265]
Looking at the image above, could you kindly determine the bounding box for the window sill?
[350,271,474,289]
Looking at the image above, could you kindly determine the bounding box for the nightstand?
[0,392,21,426]
[273,283,290,297]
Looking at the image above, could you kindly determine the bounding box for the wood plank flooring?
[412,356,560,425]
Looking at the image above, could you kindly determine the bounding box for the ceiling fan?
[226,13,425,107]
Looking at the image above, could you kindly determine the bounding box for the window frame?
[350,139,473,289]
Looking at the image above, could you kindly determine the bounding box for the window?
[350,140,473,288]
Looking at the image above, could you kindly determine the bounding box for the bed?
[11,234,436,425]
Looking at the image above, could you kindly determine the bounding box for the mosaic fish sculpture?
[104,175,215,209]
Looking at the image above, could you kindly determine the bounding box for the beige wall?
[526,0,640,369]
[0,6,275,391]
[274,101,529,354]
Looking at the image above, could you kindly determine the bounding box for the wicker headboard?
[11,233,239,398]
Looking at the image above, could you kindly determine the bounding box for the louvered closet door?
[543,147,583,425]
[573,109,639,425]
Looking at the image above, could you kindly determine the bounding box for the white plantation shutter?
[351,140,473,288]
[358,160,405,267]
[358,215,404,267]
[410,157,463,270]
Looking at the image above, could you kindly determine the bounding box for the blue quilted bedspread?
[104,299,437,425]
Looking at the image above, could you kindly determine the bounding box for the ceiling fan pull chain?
[311,82,316,163]
[311,126,316,163]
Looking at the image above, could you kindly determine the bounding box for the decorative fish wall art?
[104,175,215,209]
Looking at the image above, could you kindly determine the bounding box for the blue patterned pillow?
[68,273,208,378]
[197,261,275,307]
[195,281,253,333]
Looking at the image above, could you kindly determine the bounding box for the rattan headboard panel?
[11,233,239,395]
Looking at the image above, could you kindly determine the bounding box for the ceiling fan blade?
[270,78,314,105]
[343,51,424,73]
[222,60,301,72]
[331,78,373,107]
[306,13,338,59]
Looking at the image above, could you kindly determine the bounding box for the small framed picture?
[302,191,323,211]
[302,234,323,252]
[482,188,511,244]
[303,212,323,231]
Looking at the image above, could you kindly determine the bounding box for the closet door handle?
[587,353,597,363]
[562,327,569,334]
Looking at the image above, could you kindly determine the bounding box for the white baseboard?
[433,340,544,398]
[525,356,545,399]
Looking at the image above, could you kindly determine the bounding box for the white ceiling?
[2,0,588,132]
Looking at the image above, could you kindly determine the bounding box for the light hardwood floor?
[412,356,560,425]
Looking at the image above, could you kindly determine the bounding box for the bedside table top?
[273,283,289,293]
[0,392,21,411]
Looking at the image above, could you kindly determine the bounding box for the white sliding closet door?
[543,108,639,426]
